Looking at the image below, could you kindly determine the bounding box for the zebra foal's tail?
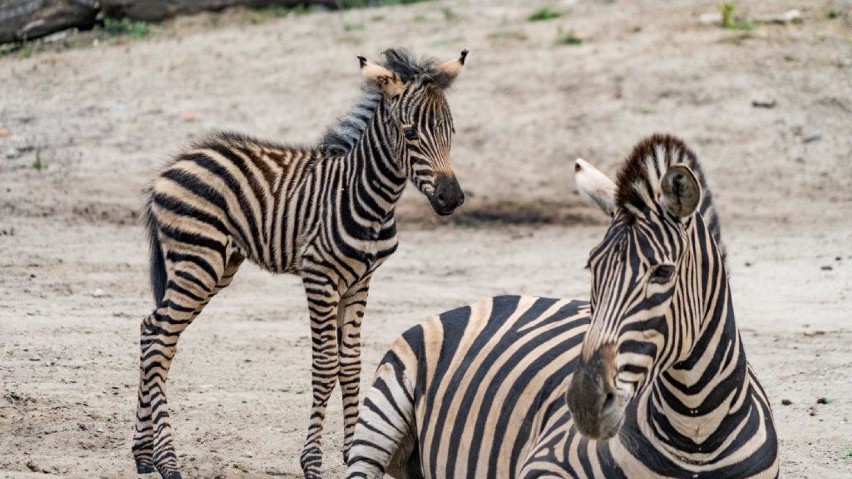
[143,198,167,307]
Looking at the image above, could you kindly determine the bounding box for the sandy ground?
[1,0,851,477]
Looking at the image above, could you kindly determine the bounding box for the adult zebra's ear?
[660,164,701,219]
[575,158,616,217]
[358,56,405,97]
[434,48,469,88]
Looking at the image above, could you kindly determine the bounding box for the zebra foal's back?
[148,132,320,276]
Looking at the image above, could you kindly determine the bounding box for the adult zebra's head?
[566,135,711,441]
[359,49,467,216]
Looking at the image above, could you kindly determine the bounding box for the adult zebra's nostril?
[436,192,448,206]
[602,392,615,413]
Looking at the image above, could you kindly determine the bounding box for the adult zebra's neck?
[343,99,407,225]
[645,216,750,463]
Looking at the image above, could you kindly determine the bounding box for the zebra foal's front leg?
[338,278,371,462]
[300,273,343,479]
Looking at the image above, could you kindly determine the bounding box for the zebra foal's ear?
[660,164,701,219]
[434,48,469,88]
[575,158,616,216]
[358,55,405,97]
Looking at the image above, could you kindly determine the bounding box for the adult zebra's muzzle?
[566,343,625,441]
[429,174,464,216]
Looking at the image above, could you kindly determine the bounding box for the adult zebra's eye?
[650,264,676,284]
[403,126,418,141]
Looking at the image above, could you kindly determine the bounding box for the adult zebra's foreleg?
[338,278,371,462]
[347,350,417,479]
[300,273,343,479]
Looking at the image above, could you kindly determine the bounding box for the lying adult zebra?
[347,134,779,479]
[132,48,470,479]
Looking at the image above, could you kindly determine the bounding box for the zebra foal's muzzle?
[429,174,464,216]
[566,343,625,440]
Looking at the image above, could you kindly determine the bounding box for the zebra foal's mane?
[319,48,449,155]
[614,133,727,264]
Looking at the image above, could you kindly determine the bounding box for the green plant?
[843,447,852,458]
[827,10,839,19]
[243,10,270,24]
[264,6,293,17]
[528,7,564,22]
[487,30,528,42]
[719,3,753,31]
[343,22,365,31]
[18,43,33,59]
[555,28,583,45]
[103,17,150,38]
[442,7,458,21]
[32,150,46,171]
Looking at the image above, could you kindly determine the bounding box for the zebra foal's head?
[359,48,467,215]
[566,135,708,440]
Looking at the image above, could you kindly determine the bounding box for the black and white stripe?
[347,135,778,479]
[132,48,468,479]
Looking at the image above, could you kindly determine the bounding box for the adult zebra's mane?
[319,48,448,155]
[614,134,727,263]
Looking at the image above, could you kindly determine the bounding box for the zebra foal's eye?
[403,126,418,141]
[649,264,676,284]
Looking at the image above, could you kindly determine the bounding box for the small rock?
[744,261,752,267]
[78,423,87,431]
[820,265,833,271]
[96,427,104,433]
[817,397,831,405]
[91,288,106,298]
[802,133,822,144]
[752,100,777,109]
[781,399,792,406]
[29,357,41,362]
[5,148,18,159]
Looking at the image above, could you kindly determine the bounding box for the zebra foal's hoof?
[161,472,183,479]
[135,458,155,474]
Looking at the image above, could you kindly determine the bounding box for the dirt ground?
[1,0,851,478]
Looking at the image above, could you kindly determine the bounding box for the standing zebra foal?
[132,48,469,479]
[347,135,779,479]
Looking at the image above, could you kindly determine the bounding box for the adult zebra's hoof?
[135,458,155,474]
[161,472,183,479]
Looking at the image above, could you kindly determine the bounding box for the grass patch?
[843,447,852,458]
[487,30,528,42]
[343,22,365,31]
[18,43,33,59]
[442,7,459,22]
[555,28,583,46]
[103,17,151,38]
[827,10,839,19]
[528,7,564,22]
[32,150,47,171]
[719,3,754,31]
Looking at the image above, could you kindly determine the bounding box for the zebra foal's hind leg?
[133,239,241,479]
[347,355,417,479]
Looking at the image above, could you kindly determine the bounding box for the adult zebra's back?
[132,48,470,479]
[347,135,779,479]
